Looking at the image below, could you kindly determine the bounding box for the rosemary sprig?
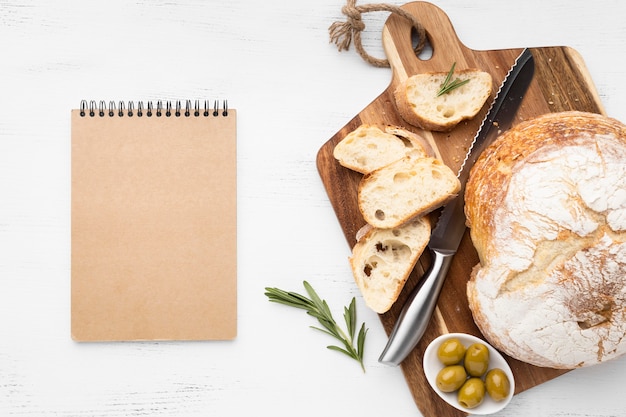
[436,62,470,97]
[264,280,368,372]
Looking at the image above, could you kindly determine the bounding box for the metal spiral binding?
[79,99,229,117]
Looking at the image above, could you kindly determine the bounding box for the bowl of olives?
[423,333,515,415]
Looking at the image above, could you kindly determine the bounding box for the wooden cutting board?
[316,2,605,416]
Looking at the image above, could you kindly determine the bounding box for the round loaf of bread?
[465,111,626,369]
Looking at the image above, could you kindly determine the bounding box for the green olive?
[437,338,467,365]
[463,343,490,377]
[457,378,485,409]
[435,365,467,393]
[485,368,511,401]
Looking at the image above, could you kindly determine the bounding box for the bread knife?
[379,48,535,366]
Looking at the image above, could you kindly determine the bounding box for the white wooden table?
[1,1,625,416]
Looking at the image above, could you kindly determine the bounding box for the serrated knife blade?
[379,48,535,366]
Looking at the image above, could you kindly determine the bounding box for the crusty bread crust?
[394,69,492,132]
[465,111,626,369]
[466,111,626,263]
[350,217,430,313]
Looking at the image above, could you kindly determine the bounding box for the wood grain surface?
[316,2,605,416]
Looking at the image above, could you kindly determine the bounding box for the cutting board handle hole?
[414,29,433,60]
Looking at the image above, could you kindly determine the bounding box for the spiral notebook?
[71,99,237,341]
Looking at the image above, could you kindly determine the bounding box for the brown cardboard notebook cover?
[71,101,237,341]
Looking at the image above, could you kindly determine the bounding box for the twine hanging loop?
[329,0,426,67]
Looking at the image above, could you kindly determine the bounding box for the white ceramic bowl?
[423,333,515,415]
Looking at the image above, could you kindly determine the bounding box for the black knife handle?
[378,248,455,366]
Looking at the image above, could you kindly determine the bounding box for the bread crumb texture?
[358,156,460,229]
[333,124,428,174]
[350,218,430,313]
[394,69,492,132]
[465,111,626,369]
[333,124,456,313]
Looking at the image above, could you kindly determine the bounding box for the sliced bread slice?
[350,217,431,314]
[333,124,428,174]
[394,68,492,132]
[358,155,460,229]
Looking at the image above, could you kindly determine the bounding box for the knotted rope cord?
[329,0,426,67]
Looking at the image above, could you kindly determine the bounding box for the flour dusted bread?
[333,125,429,174]
[394,69,492,132]
[350,217,430,313]
[465,111,626,369]
[358,155,460,229]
